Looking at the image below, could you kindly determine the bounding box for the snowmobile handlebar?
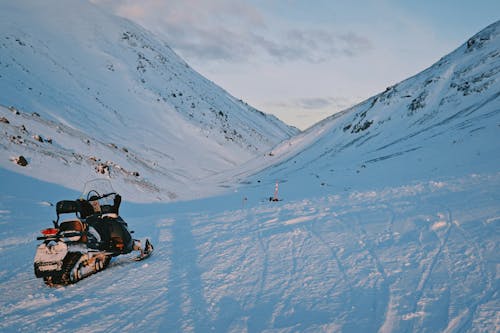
[87,191,118,201]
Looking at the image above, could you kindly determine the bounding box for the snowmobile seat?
[59,219,88,242]
[55,200,80,226]
[76,199,95,219]
[60,219,85,232]
[56,200,95,220]
[56,200,79,215]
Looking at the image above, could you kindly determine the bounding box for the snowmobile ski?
[132,239,154,261]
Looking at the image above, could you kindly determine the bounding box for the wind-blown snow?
[0,1,499,331]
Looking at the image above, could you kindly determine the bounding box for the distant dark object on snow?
[0,116,9,124]
[95,163,110,175]
[9,106,20,115]
[14,155,28,166]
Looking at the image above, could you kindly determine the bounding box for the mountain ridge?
[0,0,297,201]
[238,20,500,198]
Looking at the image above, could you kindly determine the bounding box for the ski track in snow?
[1,173,498,332]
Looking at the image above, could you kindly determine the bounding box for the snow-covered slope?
[0,0,297,201]
[236,20,500,199]
[0,19,499,333]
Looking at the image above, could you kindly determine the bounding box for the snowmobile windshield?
[81,179,117,206]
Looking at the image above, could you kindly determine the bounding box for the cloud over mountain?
[91,0,372,64]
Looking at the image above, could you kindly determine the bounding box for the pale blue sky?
[92,0,499,129]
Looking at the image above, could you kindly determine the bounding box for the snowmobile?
[34,179,153,286]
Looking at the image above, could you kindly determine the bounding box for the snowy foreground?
[1,168,498,332]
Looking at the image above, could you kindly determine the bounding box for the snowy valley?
[1,1,499,332]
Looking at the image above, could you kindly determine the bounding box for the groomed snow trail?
[1,170,498,332]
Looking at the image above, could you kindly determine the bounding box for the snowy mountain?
[237,20,500,199]
[0,0,297,201]
[0,5,498,333]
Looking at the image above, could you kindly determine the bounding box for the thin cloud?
[338,32,372,56]
[299,97,335,110]
[90,0,372,64]
[270,96,354,111]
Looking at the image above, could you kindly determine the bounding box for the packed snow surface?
[0,170,498,332]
